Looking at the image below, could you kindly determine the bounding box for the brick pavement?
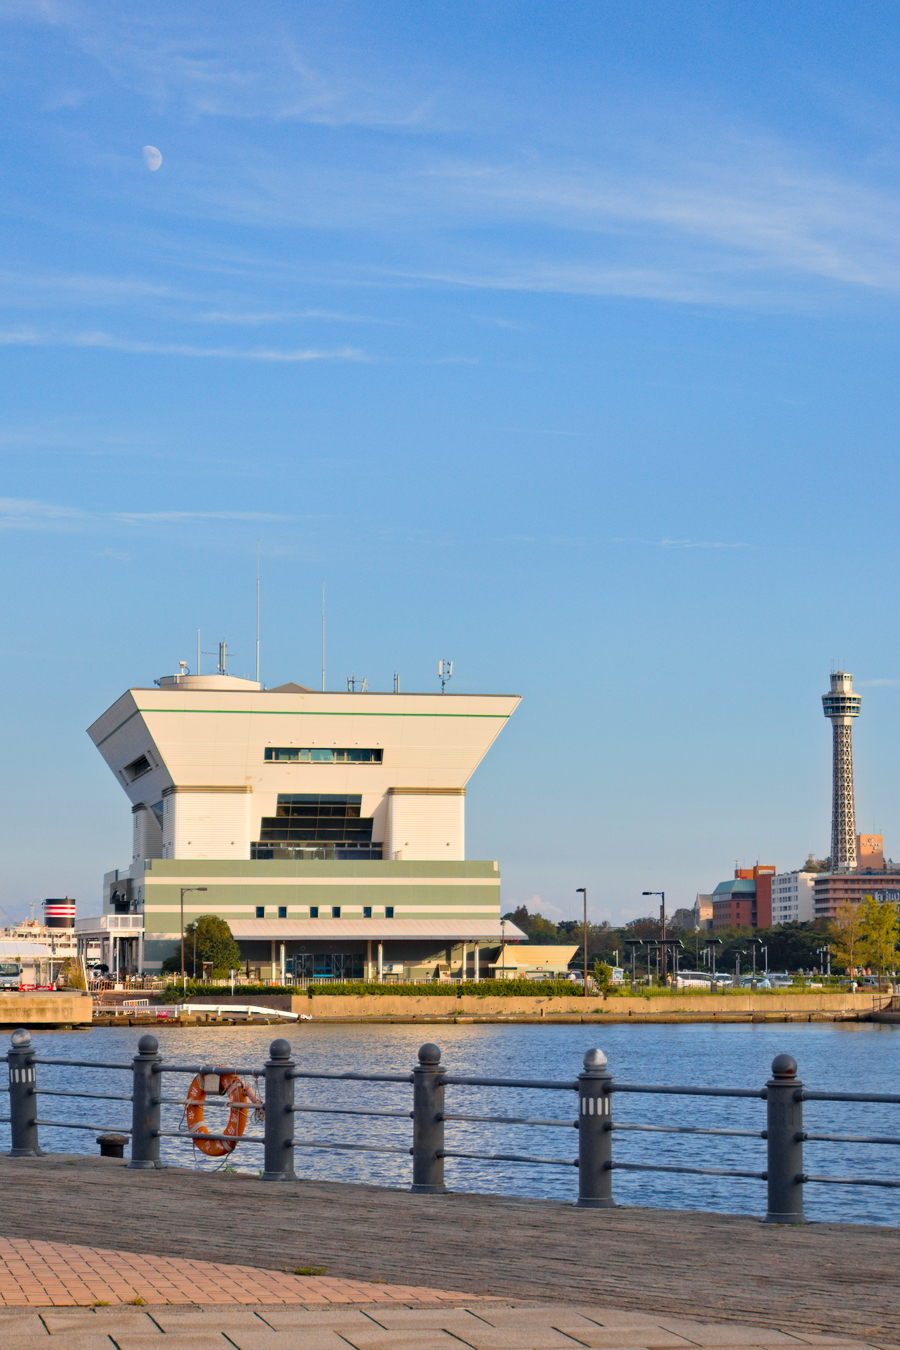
[1,1158,899,1346]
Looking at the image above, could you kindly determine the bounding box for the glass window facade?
[253,794,382,861]
[255,906,265,918]
[363,906,372,919]
[309,906,319,918]
[278,906,287,919]
[331,905,341,918]
[385,906,394,918]
[264,747,383,764]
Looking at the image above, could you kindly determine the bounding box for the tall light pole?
[643,891,666,982]
[575,888,588,995]
[180,887,207,990]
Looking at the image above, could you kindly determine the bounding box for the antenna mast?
[321,583,326,692]
[438,659,453,694]
[255,543,261,684]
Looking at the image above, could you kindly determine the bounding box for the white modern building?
[87,669,523,976]
[770,872,816,926]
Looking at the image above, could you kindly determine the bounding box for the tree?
[858,896,900,980]
[162,915,242,978]
[829,902,865,974]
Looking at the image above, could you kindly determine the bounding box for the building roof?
[227,918,526,942]
[712,879,756,897]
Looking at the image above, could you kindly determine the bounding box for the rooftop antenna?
[321,583,326,692]
[196,629,201,677]
[393,673,401,693]
[347,674,368,693]
[255,542,261,685]
[218,640,228,676]
[438,658,453,693]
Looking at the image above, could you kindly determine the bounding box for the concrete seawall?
[290,990,883,1022]
[0,992,93,1027]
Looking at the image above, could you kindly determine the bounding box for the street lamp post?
[180,887,208,991]
[575,888,588,995]
[642,891,666,982]
[625,939,642,987]
[704,938,722,986]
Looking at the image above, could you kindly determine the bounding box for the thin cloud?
[0,497,292,534]
[113,510,287,525]
[0,327,368,363]
[857,678,900,688]
[657,538,749,550]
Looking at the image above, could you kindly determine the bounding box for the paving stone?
[144,1309,265,1333]
[254,1307,380,1329]
[112,1337,233,1350]
[363,1308,491,1330]
[444,1334,587,1350]
[42,1312,159,1335]
[557,1330,697,1349]
[659,1323,804,1346]
[341,1329,487,1350]
[227,1331,366,1350]
[0,1312,50,1336]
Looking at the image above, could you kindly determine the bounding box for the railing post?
[8,1029,42,1158]
[764,1053,804,1224]
[410,1042,445,1194]
[128,1033,162,1169]
[263,1037,295,1181]
[577,1047,613,1207]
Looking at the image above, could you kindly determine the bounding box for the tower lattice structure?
[821,671,861,872]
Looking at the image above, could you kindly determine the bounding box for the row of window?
[256,905,394,919]
[264,748,383,764]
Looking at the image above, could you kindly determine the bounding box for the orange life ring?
[185,1072,262,1158]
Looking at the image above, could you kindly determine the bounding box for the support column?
[461,941,467,981]
[377,942,384,983]
[279,942,286,984]
[473,941,480,983]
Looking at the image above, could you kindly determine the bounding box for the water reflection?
[15,1020,900,1226]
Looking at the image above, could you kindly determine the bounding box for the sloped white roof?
[227,918,525,942]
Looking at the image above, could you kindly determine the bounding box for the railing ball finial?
[770,1053,797,1080]
[269,1038,291,1060]
[583,1048,608,1073]
[418,1043,441,1066]
[137,1034,159,1057]
[9,1029,31,1050]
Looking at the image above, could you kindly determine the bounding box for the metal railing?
[5,1030,899,1222]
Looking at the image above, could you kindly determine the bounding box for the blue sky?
[1,0,899,927]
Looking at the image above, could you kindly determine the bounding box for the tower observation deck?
[822,671,862,871]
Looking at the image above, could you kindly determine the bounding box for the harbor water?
[14,1020,900,1226]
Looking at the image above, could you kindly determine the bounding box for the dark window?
[265,747,383,764]
[363,906,372,919]
[278,906,287,919]
[253,793,381,860]
[310,906,319,918]
[255,906,265,918]
[332,906,341,918]
[385,906,394,919]
[123,753,151,782]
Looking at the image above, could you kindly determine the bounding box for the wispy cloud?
[113,510,287,525]
[0,496,290,534]
[0,327,368,362]
[857,678,900,688]
[657,538,749,550]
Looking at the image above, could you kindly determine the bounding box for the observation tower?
[822,671,862,871]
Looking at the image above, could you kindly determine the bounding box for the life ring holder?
[184,1069,263,1158]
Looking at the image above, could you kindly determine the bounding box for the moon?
[142,145,163,172]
